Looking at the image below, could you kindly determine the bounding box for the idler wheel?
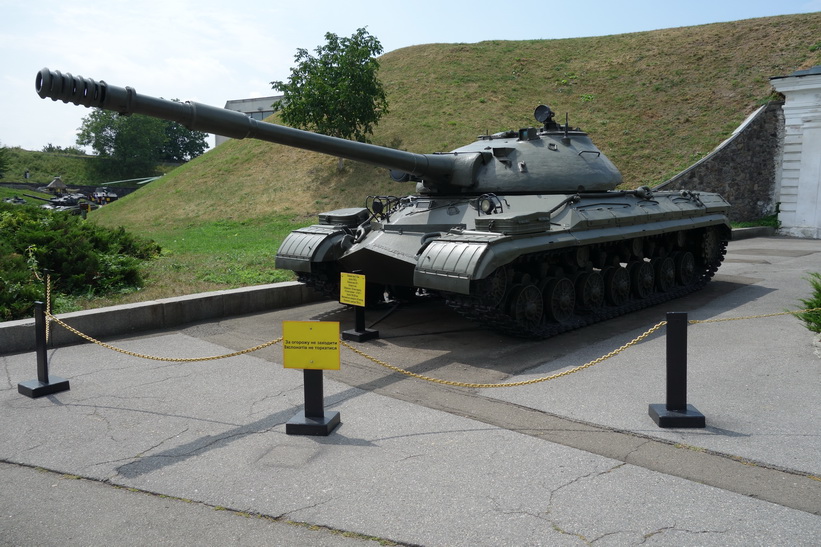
[575,271,604,311]
[654,257,676,292]
[508,283,544,330]
[544,277,575,323]
[630,261,655,299]
[675,251,696,285]
[603,266,630,306]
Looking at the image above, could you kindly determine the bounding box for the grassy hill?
[75,12,821,307]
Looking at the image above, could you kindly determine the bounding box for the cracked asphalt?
[1,235,820,546]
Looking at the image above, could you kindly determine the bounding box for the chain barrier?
[689,307,821,325]
[44,312,282,362]
[342,321,667,389]
[342,306,821,389]
[41,304,821,384]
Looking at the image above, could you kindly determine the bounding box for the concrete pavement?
[1,234,819,546]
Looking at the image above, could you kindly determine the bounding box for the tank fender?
[414,237,498,294]
[275,225,352,273]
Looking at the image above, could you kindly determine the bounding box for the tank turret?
[35,67,730,339]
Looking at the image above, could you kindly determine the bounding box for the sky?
[2,0,820,153]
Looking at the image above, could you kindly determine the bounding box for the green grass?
[731,215,780,229]
[69,215,303,310]
[148,217,300,285]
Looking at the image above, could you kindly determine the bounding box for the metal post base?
[286,410,341,436]
[18,376,70,399]
[341,328,379,342]
[648,404,705,428]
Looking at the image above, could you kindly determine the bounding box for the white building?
[771,66,821,239]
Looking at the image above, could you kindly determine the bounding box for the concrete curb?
[0,281,324,355]
[731,226,776,240]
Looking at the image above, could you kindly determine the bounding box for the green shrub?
[0,203,160,321]
[797,272,821,333]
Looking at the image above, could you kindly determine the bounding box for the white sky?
[2,0,820,152]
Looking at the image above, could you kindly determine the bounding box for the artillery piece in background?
[36,67,730,338]
[23,192,93,213]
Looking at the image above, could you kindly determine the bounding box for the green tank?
[36,68,730,338]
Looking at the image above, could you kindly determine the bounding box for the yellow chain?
[40,304,821,379]
[45,312,282,362]
[689,307,821,324]
[45,273,52,344]
[341,320,667,389]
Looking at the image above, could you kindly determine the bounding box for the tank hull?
[275,189,730,338]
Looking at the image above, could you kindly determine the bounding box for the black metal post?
[354,306,367,333]
[341,303,379,342]
[286,369,341,436]
[35,301,48,383]
[303,369,324,418]
[18,302,70,398]
[649,312,705,428]
[666,312,688,411]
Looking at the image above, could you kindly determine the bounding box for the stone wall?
[654,102,783,223]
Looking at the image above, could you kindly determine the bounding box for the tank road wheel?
[576,271,604,311]
[654,257,676,292]
[630,237,644,259]
[476,266,509,308]
[573,246,591,269]
[508,283,544,330]
[604,266,630,306]
[544,277,575,323]
[675,251,696,285]
[630,261,655,299]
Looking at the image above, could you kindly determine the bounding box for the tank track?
[297,271,339,300]
[298,229,728,340]
[443,235,727,340]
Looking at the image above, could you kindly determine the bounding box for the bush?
[797,272,821,333]
[0,203,160,321]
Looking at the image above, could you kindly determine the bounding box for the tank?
[36,67,730,338]
[23,192,89,212]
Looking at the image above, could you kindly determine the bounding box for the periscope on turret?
[36,68,730,338]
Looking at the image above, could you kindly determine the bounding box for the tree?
[0,143,9,178]
[160,111,209,162]
[76,101,207,179]
[271,28,388,170]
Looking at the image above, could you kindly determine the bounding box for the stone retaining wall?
[655,102,783,223]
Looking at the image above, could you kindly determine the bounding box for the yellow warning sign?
[339,272,366,307]
[282,321,340,370]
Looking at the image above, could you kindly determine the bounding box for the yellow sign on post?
[282,321,340,370]
[339,272,366,307]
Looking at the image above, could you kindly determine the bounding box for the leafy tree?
[76,101,207,178]
[271,27,388,169]
[0,143,9,178]
[160,108,209,162]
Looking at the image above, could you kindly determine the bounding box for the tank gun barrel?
[35,68,465,185]
[22,194,52,202]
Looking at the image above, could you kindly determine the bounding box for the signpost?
[283,321,341,435]
[340,272,379,342]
